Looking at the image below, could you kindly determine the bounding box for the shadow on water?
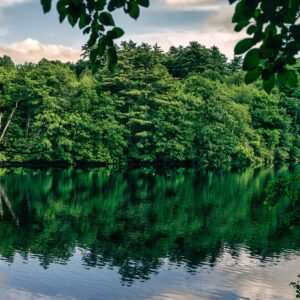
[0,165,299,294]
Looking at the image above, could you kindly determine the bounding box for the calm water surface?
[0,166,299,300]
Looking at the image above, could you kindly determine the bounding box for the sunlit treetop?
[41,0,300,92]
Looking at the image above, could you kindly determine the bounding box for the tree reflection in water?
[0,166,299,287]
[264,174,300,298]
[0,183,19,225]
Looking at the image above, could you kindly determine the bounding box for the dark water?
[0,165,299,300]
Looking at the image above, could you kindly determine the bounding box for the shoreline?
[0,160,299,172]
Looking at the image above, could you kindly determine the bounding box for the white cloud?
[164,0,226,11]
[205,5,235,32]
[0,38,81,64]
[125,27,244,58]
[0,0,31,7]
[135,2,243,58]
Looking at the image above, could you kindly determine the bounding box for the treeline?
[0,41,299,170]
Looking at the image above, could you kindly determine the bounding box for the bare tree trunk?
[25,113,31,142]
[0,194,3,220]
[0,100,20,143]
[0,112,2,132]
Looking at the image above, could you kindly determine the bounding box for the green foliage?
[263,172,300,299]
[166,42,228,78]
[264,174,300,225]
[41,0,150,71]
[0,42,299,170]
[230,0,300,92]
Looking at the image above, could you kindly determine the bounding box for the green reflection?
[0,166,299,283]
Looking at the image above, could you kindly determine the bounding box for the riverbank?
[0,159,299,171]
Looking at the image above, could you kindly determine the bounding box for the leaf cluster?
[41,0,149,70]
[231,0,300,92]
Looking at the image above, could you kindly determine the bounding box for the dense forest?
[0,41,299,170]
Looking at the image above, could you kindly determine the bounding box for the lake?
[0,165,299,300]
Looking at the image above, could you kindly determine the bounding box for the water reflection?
[0,166,298,299]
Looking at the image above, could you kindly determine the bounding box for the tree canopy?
[0,43,299,169]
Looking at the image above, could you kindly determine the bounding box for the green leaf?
[41,0,52,13]
[87,33,98,48]
[83,27,91,35]
[128,2,140,19]
[107,46,118,71]
[97,37,108,57]
[264,24,276,39]
[108,0,117,11]
[245,67,261,84]
[72,0,82,6]
[79,14,91,29]
[68,3,81,20]
[246,25,256,35]
[90,48,98,63]
[68,14,77,27]
[56,1,67,23]
[99,12,115,26]
[58,9,68,23]
[277,70,298,88]
[234,38,254,55]
[253,9,261,19]
[137,0,150,7]
[263,75,275,93]
[91,59,101,74]
[95,0,106,10]
[242,48,261,70]
[234,20,249,32]
[108,27,125,39]
[284,8,297,23]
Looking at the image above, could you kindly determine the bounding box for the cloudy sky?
[0,0,243,63]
